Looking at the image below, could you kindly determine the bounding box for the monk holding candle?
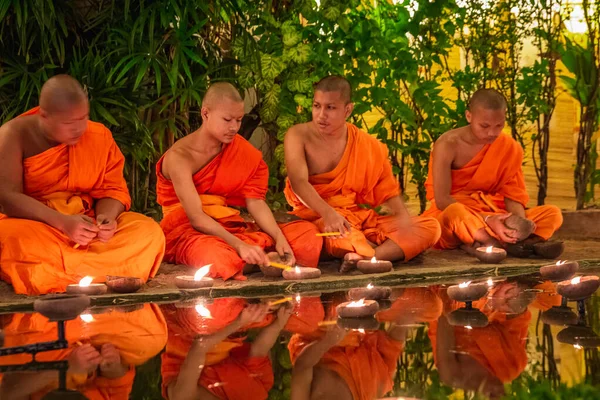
[284,76,441,271]
[0,75,165,295]
[423,88,563,258]
[157,82,322,280]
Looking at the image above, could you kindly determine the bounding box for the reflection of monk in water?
[429,282,536,399]
[288,287,442,400]
[0,304,167,400]
[161,301,293,400]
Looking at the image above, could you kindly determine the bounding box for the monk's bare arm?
[250,305,292,358]
[431,139,457,211]
[0,371,56,400]
[164,150,246,250]
[0,127,66,229]
[504,198,526,218]
[434,315,460,384]
[284,128,336,218]
[383,195,411,219]
[246,198,286,241]
[95,198,125,221]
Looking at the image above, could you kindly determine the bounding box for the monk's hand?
[275,234,296,266]
[99,343,121,369]
[61,215,100,246]
[237,243,270,266]
[68,344,102,375]
[485,213,518,244]
[322,209,351,238]
[275,303,294,328]
[96,214,118,243]
[239,303,270,326]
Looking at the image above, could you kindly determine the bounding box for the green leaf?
[293,94,312,108]
[323,6,341,21]
[133,60,149,90]
[182,47,208,68]
[260,54,285,80]
[260,103,278,123]
[282,29,302,48]
[287,77,312,93]
[94,102,119,126]
[284,44,311,64]
[274,143,285,163]
[237,66,254,88]
[264,84,281,106]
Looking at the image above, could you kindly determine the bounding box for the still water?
[0,272,598,400]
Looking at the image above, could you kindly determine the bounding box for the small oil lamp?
[348,283,392,301]
[557,276,600,301]
[337,298,380,318]
[540,260,580,282]
[175,265,214,289]
[66,276,107,295]
[105,275,143,293]
[282,266,322,280]
[357,257,393,274]
[447,281,489,304]
[475,246,507,264]
[337,316,380,331]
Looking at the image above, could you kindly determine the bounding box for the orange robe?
[0,304,167,399]
[160,300,275,400]
[156,135,322,280]
[0,108,165,295]
[376,287,443,324]
[284,123,441,261]
[423,134,563,249]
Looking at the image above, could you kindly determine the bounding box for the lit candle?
[556,325,600,348]
[474,246,507,264]
[175,264,214,289]
[348,283,391,301]
[282,265,322,280]
[557,275,600,301]
[447,281,489,303]
[66,276,107,295]
[540,260,579,281]
[195,304,213,319]
[337,298,380,318]
[105,275,143,293]
[80,313,94,323]
[261,252,293,277]
[357,256,393,274]
[487,278,494,287]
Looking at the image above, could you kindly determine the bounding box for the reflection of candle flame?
[487,278,494,287]
[486,246,493,254]
[195,304,213,319]
[458,281,471,288]
[347,299,366,307]
[574,344,582,350]
[465,325,473,330]
[194,264,212,281]
[295,294,301,302]
[367,283,374,289]
[370,256,377,262]
[571,276,582,285]
[295,266,301,273]
[80,314,94,323]
[557,260,566,266]
[357,329,365,334]
[79,276,93,287]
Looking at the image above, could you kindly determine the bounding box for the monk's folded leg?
[436,203,490,249]
[525,205,563,240]
[378,215,441,261]
[278,221,323,268]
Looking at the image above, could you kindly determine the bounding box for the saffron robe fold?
[0,304,167,400]
[284,123,440,261]
[423,134,563,249]
[0,108,165,295]
[156,135,322,280]
[160,300,275,400]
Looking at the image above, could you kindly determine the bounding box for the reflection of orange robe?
[0,304,167,399]
[156,135,322,280]
[377,287,443,323]
[284,123,440,261]
[160,300,275,400]
[423,134,563,249]
[429,288,530,383]
[0,107,165,295]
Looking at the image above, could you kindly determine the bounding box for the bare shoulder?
[0,118,26,150]
[162,141,194,179]
[286,122,312,143]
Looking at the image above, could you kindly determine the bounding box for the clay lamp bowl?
[337,316,380,331]
[541,305,579,326]
[348,284,392,301]
[540,260,580,282]
[33,294,91,321]
[447,281,489,303]
[447,308,489,328]
[475,246,507,264]
[357,257,393,274]
[105,275,143,293]
[66,276,107,295]
[557,276,600,301]
[337,299,380,318]
[504,214,536,241]
[115,304,145,313]
[283,266,322,280]
[175,264,214,289]
[557,325,600,348]
[260,252,292,278]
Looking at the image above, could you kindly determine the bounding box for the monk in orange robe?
[161,301,292,400]
[157,82,322,280]
[284,76,441,271]
[429,283,532,399]
[0,303,167,399]
[0,75,165,295]
[423,88,563,258]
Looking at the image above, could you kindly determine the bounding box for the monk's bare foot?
[340,253,364,273]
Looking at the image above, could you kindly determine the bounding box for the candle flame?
[194,264,212,281]
[79,276,93,287]
[367,283,374,289]
[195,304,213,319]
[574,344,582,350]
[296,294,302,302]
[571,276,582,285]
[295,266,301,273]
[465,325,473,330]
[80,314,94,323]
[487,278,494,287]
[557,260,567,266]
[458,281,472,288]
[370,257,377,262]
[347,299,366,307]
[486,246,493,254]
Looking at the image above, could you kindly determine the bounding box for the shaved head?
[314,76,352,104]
[39,74,88,114]
[468,88,507,111]
[202,82,243,109]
